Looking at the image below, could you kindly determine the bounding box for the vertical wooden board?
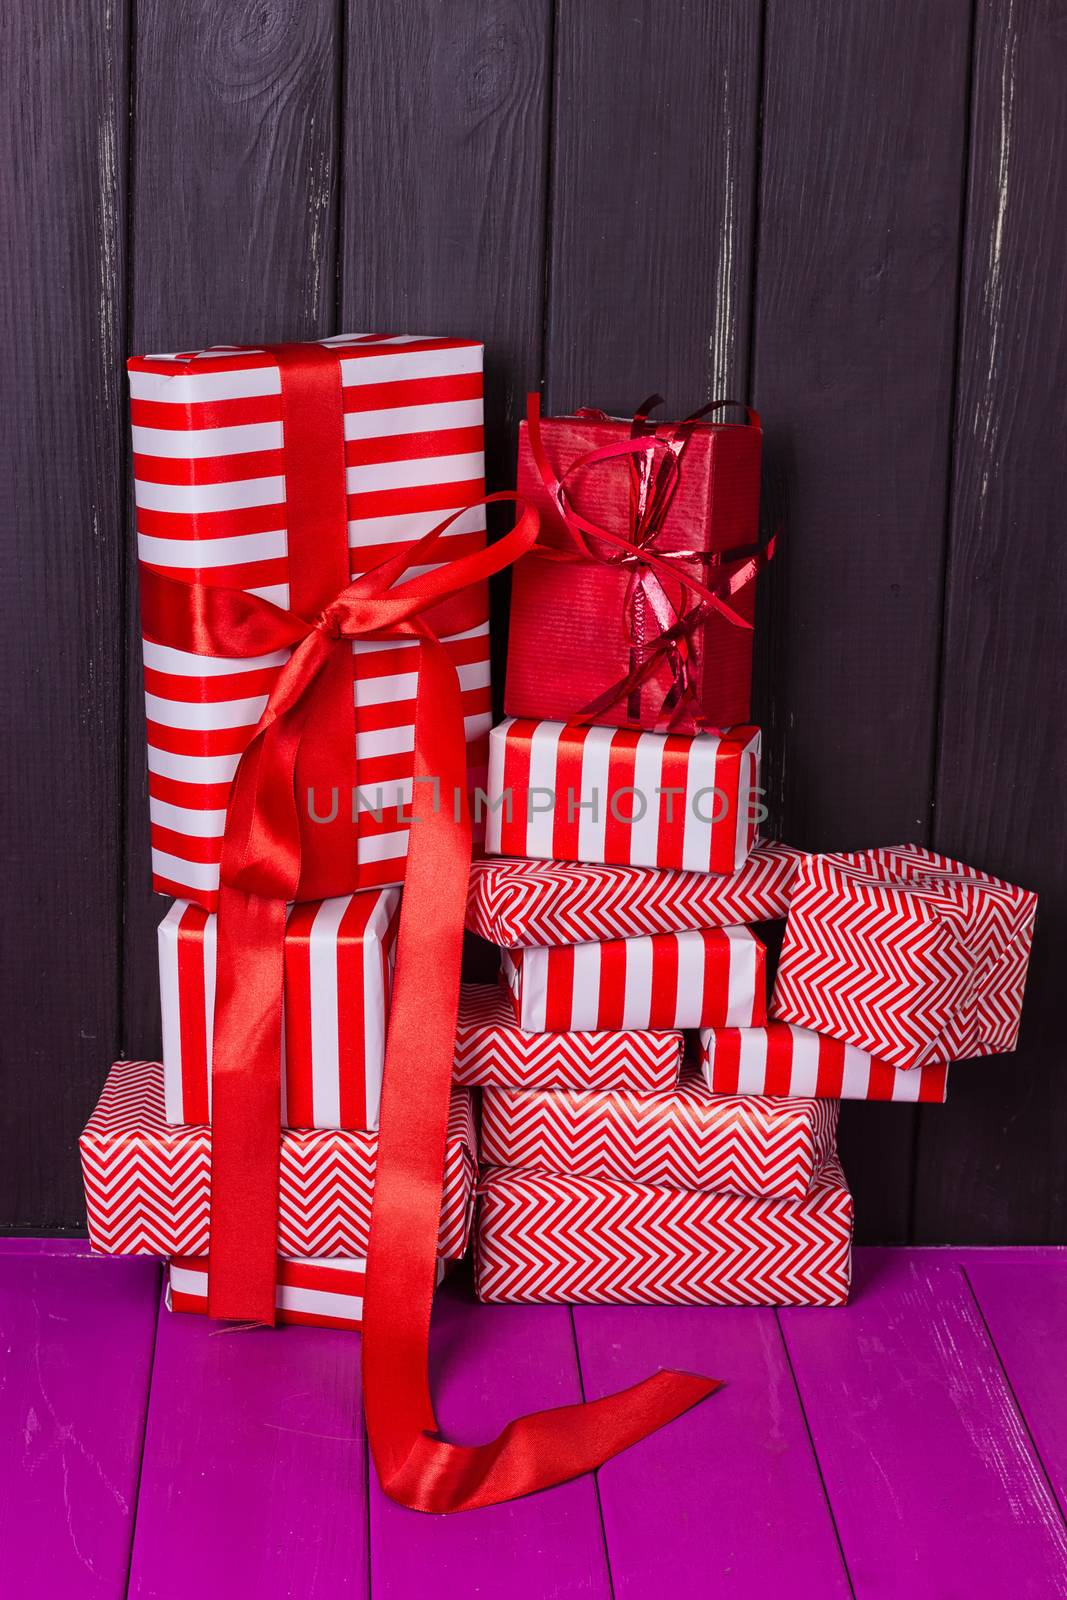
[751,0,973,1239]
[0,1244,160,1598]
[781,1250,1067,1596]
[915,0,1067,1244]
[0,1,127,1227]
[123,0,342,1059]
[963,1251,1067,1517]
[545,0,762,413]
[341,0,551,700]
[573,1303,850,1598]
[129,1294,367,1598]
[369,1280,612,1596]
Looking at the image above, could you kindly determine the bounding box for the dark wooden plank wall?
[2,0,1063,1241]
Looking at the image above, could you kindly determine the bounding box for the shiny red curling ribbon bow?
[526,391,775,730]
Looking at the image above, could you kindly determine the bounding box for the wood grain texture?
[0,1245,160,1598]
[128,1291,367,1599]
[574,1302,850,1598]
[0,0,128,1226]
[545,0,762,414]
[781,1250,1067,1596]
[914,0,1067,1244]
[368,1279,611,1595]
[124,0,342,1059]
[751,0,973,1239]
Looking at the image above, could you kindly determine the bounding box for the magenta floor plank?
[963,1249,1067,1518]
[128,1292,368,1599]
[781,1249,1067,1598]
[573,1303,851,1597]
[0,1246,160,1599]
[368,1277,612,1598]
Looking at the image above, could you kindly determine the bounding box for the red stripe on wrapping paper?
[745,747,759,858]
[762,1023,796,1097]
[146,719,257,757]
[602,730,642,868]
[917,1063,949,1103]
[283,903,318,1128]
[543,945,575,1032]
[337,895,371,1129]
[498,721,534,856]
[151,824,224,865]
[345,426,484,467]
[343,478,486,523]
[648,934,680,1030]
[709,736,743,875]
[864,1058,901,1101]
[343,371,483,412]
[657,735,692,871]
[142,555,290,593]
[131,372,484,435]
[149,770,249,809]
[814,1036,847,1098]
[551,725,590,864]
[708,1029,741,1093]
[597,939,629,1032]
[144,664,282,704]
[135,504,288,541]
[176,905,211,1125]
[347,530,486,579]
[133,448,285,486]
[352,626,489,683]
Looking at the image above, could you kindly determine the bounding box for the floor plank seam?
[774,1308,857,1600]
[568,1310,618,1600]
[958,1261,1067,1530]
[120,1263,165,1599]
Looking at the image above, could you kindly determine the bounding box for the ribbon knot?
[313,602,346,640]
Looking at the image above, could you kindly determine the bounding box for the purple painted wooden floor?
[4,1243,1066,1598]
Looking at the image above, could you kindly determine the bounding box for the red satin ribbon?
[141,344,720,1512]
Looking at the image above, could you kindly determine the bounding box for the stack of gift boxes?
[80,333,1037,1330]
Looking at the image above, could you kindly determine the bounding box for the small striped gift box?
[500,924,766,1033]
[484,717,761,875]
[167,1254,450,1331]
[158,887,399,1129]
[700,1022,950,1102]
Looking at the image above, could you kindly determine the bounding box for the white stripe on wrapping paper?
[353,710,490,762]
[309,898,348,1129]
[569,941,602,1031]
[785,1024,822,1096]
[345,452,483,494]
[360,892,395,1129]
[736,1025,769,1087]
[348,503,486,552]
[484,719,507,854]
[168,1259,366,1324]
[734,741,753,867]
[150,797,228,839]
[134,475,286,515]
[681,734,720,872]
[247,583,290,608]
[338,346,483,387]
[356,830,409,865]
[345,398,484,440]
[132,420,284,459]
[151,849,222,893]
[675,930,708,1029]
[723,925,758,1026]
[620,936,654,1029]
[147,746,242,784]
[351,658,490,709]
[138,529,287,569]
[144,691,269,732]
[142,638,290,676]
[128,342,482,406]
[525,721,564,860]
[158,905,184,1123]
[577,727,615,863]
[353,621,489,656]
[628,734,666,870]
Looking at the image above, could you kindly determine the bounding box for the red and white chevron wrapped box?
[483,718,761,874]
[501,924,765,1032]
[129,336,490,909]
[480,1072,837,1200]
[166,1253,450,1330]
[80,1059,476,1260]
[467,841,802,947]
[700,1023,950,1102]
[159,887,399,1129]
[771,846,1037,1070]
[453,984,683,1093]
[475,1159,853,1308]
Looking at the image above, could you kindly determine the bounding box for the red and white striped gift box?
[483,718,761,874]
[500,924,765,1032]
[80,1060,476,1260]
[700,1023,950,1102]
[467,841,802,947]
[475,1159,854,1308]
[159,887,399,1129]
[129,336,491,910]
[771,846,1038,1069]
[166,1253,450,1331]
[453,983,683,1093]
[480,1072,838,1200]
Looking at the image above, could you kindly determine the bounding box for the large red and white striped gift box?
[80,1059,476,1260]
[480,1072,838,1201]
[467,841,803,947]
[771,846,1038,1070]
[166,1253,450,1331]
[475,1159,853,1308]
[129,336,491,910]
[159,887,399,1129]
[453,983,683,1093]
[700,1023,950,1102]
[500,924,765,1032]
[483,718,761,874]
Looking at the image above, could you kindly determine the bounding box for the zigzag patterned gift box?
[466,841,803,948]
[484,717,761,874]
[700,1022,950,1102]
[475,1159,854,1308]
[480,1072,838,1200]
[129,336,492,909]
[771,846,1037,1070]
[159,886,399,1130]
[80,1060,476,1260]
[166,1253,450,1330]
[453,983,683,1093]
[501,924,765,1032]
